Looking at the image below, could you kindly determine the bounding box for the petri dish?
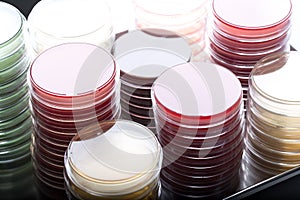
[133,0,209,61]
[120,80,151,98]
[158,118,243,149]
[154,102,243,135]
[0,2,24,57]
[121,100,154,117]
[210,28,291,51]
[134,0,208,20]
[0,94,29,121]
[0,139,30,161]
[0,43,27,75]
[34,144,64,166]
[250,52,300,115]
[117,47,187,85]
[121,108,155,127]
[0,117,32,140]
[29,43,116,105]
[34,165,64,188]
[64,120,162,199]
[212,0,292,38]
[30,85,118,119]
[247,129,300,164]
[121,90,152,107]
[209,51,254,74]
[0,82,28,108]
[0,68,27,95]
[112,28,191,61]
[0,108,30,131]
[152,62,242,125]
[164,146,243,177]
[28,0,114,54]
[32,101,119,130]
[159,131,243,167]
[32,131,68,154]
[120,97,152,110]
[0,127,31,150]
[209,37,289,62]
[31,140,65,172]
[161,164,239,188]
[31,91,119,123]
[248,120,300,152]
[34,124,74,143]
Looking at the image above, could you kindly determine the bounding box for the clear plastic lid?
[28,0,114,53]
[112,29,191,61]
[0,2,23,47]
[117,47,187,85]
[65,120,162,195]
[152,62,242,125]
[29,0,111,37]
[212,0,292,37]
[134,0,207,16]
[250,52,300,116]
[30,43,116,100]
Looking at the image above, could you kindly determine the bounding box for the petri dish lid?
[0,2,22,46]
[30,43,115,98]
[134,0,207,16]
[66,120,162,193]
[251,52,300,111]
[28,0,111,38]
[112,29,191,61]
[213,0,292,29]
[116,47,187,85]
[152,62,242,125]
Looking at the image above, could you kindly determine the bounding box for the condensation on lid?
[68,120,161,182]
[0,2,22,45]
[252,52,300,102]
[213,0,292,29]
[113,29,191,61]
[153,62,242,117]
[117,48,186,79]
[30,43,115,96]
[28,0,111,37]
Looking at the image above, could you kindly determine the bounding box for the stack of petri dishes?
[152,62,245,199]
[28,0,114,55]
[209,0,292,108]
[29,43,120,198]
[243,52,300,188]
[0,1,32,190]
[116,51,188,133]
[113,29,190,133]
[64,120,163,200]
[133,0,209,61]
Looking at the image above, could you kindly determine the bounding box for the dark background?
[1,0,300,199]
[3,0,39,17]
